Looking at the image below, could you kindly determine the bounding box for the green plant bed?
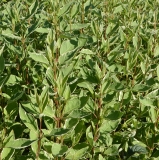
[0,0,159,159]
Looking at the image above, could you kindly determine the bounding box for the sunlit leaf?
[5,139,36,149]
[52,143,68,156]
[28,51,49,65]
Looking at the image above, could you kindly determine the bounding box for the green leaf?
[78,37,87,47]
[48,128,71,136]
[68,110,91,118]
[44,116,55,130]
[123,91,132,105]
[110,82,125,91]
[146,89,159,98]
[64,118,78,129]
[154,45,159,57]
[43,142,52,154]
[63,85,71,100]
[4,102,18,120]
[2,30,21,40]
[103,92,116,103]
[46,67,57,86]
[21,101,38,115]
[28,51,49,65]
[0,75,9,89]
[104,146,119,156]
[8,91,24,104]
[4,138,36,149]
[86,126,93,146]
[63,97,81,115]
[105,111,123,120]
[71,3,79,18]
[0,45,5,74]
[43,104,55,118]
[130,145,148,154]
[65,23,89,32]
[100,120,120,133]
[80,49,95,55]
[140,62,146,74]
[77,81,94,95]
[60,39,78,55]
[52,143,68,156]
[149,106,157,122]
[139,97,155,107]
[6,75,22,85]
[65,143,89,160]
[99,154,105,160]
[133,33,138,49]
[114,5,123,14]
[1,131,15,159]
[19,105,38,131]
[25,20,41,37]
[132,84,150,92]
[58,1,73,17]
[58,50,77,65]
[0,56,5,74]
[157,65,159,80]
[35,27,50,33]
[40,86,49,112]
[28,0,39,19]
[29,130,39,155]
[1,148,15,160]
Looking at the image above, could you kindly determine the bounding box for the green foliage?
[1,0,159,159]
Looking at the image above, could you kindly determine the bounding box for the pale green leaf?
[58,1,73,17]
[139,97,155,107]
[52,143,68,156]
[80,49,95,55]
[100,120,120,133]
[2,30,21,40]
[154,45,159,57]
[5,138,36,149]
[157,65,159,80]
[71,3,79,18]
[65,23,89,32]
[19,105,38,131]
[60,39,78,55]
[28,51,49,65]
[63,97,81,115]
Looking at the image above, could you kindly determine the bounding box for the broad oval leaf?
[4,138,37,149]
[132,84,150,92]
[63,97,81,115]
[28,51,49,65]
[139,97,155,107]
[52,143,68,156]
[60,39,78,55]
[100,120,120,133]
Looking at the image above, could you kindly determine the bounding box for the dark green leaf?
[68,110,91,118]
[49,128,71,136]
[105,111,123,120]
